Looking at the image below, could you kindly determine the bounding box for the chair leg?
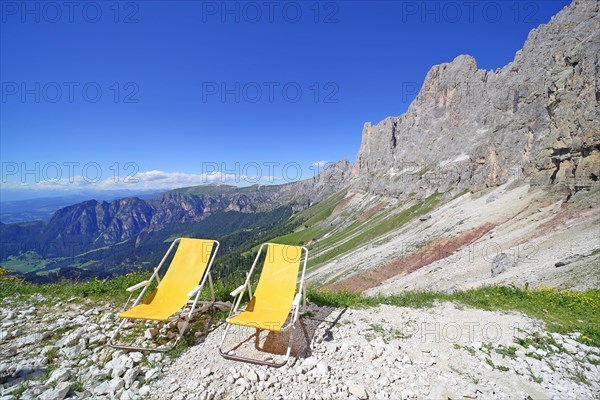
[219,323,232,349]
[109,300,214,353]
[109,317,175,353]
[108,319,127,349]
[284,322,297,362]
[179,292,201,340]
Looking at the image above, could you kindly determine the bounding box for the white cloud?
[1,169,287,193]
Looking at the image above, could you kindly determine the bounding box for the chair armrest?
[292,293,301,307]
[126,280,149,292]
[187,285,202,298]
[230,285,245,297]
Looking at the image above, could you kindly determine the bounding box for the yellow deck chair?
[219,243,308,367]
[109,238,219,352]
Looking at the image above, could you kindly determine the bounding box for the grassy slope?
[1,252,49,273]
[270,191,444,268]
[270,190,348,246]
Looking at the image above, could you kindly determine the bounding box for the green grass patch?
[271,224,331,247]
[515,331,565,354]
[495,345,518,359]
[364,323,411,343]
[571,370,589,385]
[71,381,84,392]
[486,357,509,372]
[46,347,58,364]
[450,286,600,348]
[528,365,543,384]
[451,188,470,201]
[308,288,440,309]
[416,167,430,178]
[13,382,29,397]
[308,285,600,348]
[299,190,348,228]
[0,268,152,304]
[454,343,477,356]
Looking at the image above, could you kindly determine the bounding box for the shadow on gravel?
[188,311,226,347]
[0,366,48,386]
[220,306,346,366]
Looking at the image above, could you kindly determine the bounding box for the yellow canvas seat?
[109,238,219,351]
[220,243,308,367]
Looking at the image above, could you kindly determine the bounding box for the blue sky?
[1,0,570,199]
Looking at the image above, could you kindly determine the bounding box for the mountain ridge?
[352,0,599,196]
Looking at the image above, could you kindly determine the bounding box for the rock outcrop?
[352,0,599,196]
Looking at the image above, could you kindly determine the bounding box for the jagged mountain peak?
[352,0,599,196]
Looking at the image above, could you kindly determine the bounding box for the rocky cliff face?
[352,0,599,196]
[44,198,155,245]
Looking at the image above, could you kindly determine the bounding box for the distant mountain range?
[0,191,161,224]
[0,164,349,282]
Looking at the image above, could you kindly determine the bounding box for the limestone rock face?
[352,0,599,196]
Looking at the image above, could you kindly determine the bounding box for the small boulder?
[38,382,70,400]
[139,386,151,396]
[348,382,368,399]
[491,253,517,277]
[246,369,258,382]
[47,368,70,384]
[378,376,391,387]
[56,331,81,348]
[123,366,141,388]
[213,301,232,312]
[315,360,329,376]
[144,328,158,340]
[59,343,85,359]
[144,367,160,382]
[486,193,499,203]
[302,356,318,369]
[129,352,143,363]
[17,332,50,347]
[256,369,268,382]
